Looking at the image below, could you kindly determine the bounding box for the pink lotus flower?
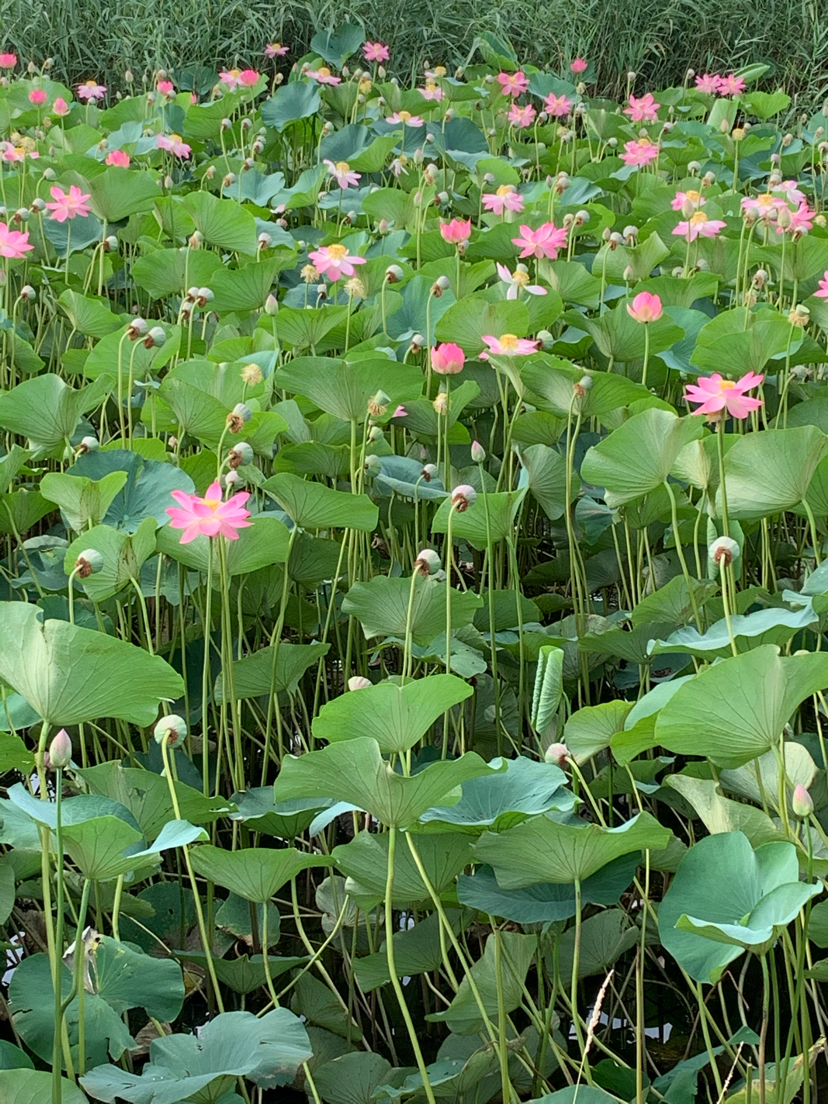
[238,69,260,87]
[439,218,472,245]
[741,192,784,217]
[45,185,92,222]
[323,159,361,189]
[385,111,424,127]
[624,92,658,122]
[265,42,289,58]
[28,89,47,106]
[0,53,17,68]
[219,68,243,90]
[418,81,445,101]
[777,201,815,235]
[626,291,663,323]
[511,222,568,260]
[481,333,539,358]
[508,103,536,128]
[308,243,366,280]
[166,480,252,543]
[672,213,727,242]
[671,188,704,211]
[620,138,659,166]
[54,97,70,116]
[431,342,465,374]
[717,73,745,96]
[694,73,721,93]
[570,58,588,74]
[497,70,529,97]
[77,80,107,101]
[496,262,546,299]
[544,92,573,117]
[0,144,33,162]
[105,149,130,167]
[0,221,33,259]
[684,372,763,419]
[307,67,342,85]
[157,133,191,158]
[814,271,829,300]
[393,405,408,417]
[482,185,524,215]
[363,41,390,62]
[773,180,806,205]
[156,79,175,96]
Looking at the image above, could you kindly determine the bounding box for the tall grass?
[1,0,826,106]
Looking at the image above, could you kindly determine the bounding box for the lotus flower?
[166,481,252,543]
[672,214,727,242]
[439,218,472,245]
[481,334,539,357]
[626,292,663,323]
[496,71,529,97]
[511,222,567,260]
[624,92,658,122]
[431,343,465,374]
[308,243,366,281]
[684,372,764,419]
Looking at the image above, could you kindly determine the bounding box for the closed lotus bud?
[74,548,104,577]
[385,264,404,283]
[153,713,187,748]
[471,440,486,463]
[421,463,439,481]
[228,441,254,468]
[364,454,381,477]
[378,219,390,235]
[544,742,570,767]
[623,265,635,283]
[709,535,740,567]
[777,207,792,230]
[48,729,72,769]
[681,198,696,219]
[262,292,278,316]
[720,119,729,133]
[792,784,814,818]
[368,389,391,416]
[79,435,99,452]
[451,484,476,511]
[347,676,371,690]
[414,548,441,576]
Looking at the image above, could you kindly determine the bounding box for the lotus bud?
[368,390,391,416]
[154,713,187,748]
[623,265,635,283]
[709,535,740,567]
[264,293,279,315]
[228,441,254,468]
[414,548,441,576]
[364,454,381,477]
[544,742,570,767]
[385,264,404,283]
[347,676,371,690]
[74,548,104,578]
[79,435,99,452]
[681,198,696,219]
[470,440,486,464]
[421,463,439,481]
[378,219,390,235]
[451,484,476,512]
[777,207,792,230]
[48,729,72,769]
[792,784,814,818]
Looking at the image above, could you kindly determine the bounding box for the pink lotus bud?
[626,291,663,323]
[792,784,814,818]
[48,729,72,769]
[439,218,472,245]
[347,676,371,691]
[470,440,486,463]
[431,342,465,374]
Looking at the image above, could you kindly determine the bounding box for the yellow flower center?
[496,184,513,196]
[84,79,97,87]
[203,497,221,509]
[317,67,331,77]
[425,80,438,91]
[512,270,530,287]
[690,211,708,225]
[334,161,350,173]
[327,244,348,259]
[170,133,182,144]
[433,66,447,77]
[718,380,736,391]
[398,110,412,121]
[499,334,519,351]
[637,138,650,147]
[757,193,775,209]
[685,189,701,202]
[228,68,241,78]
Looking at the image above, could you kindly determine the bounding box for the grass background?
[0,0,826,107]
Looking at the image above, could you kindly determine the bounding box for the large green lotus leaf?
[214,641,330,702]
[182,190,258,256]
[313,674,473,754]
[691,315,794,376]
[58,290,122,338]
[431,487,527,549]
[261,80,321,131]
[0,374,108,452]
[457,854,638,923]
[87,167,160,221]
[332,830,473,907]
[272,738,500,827]
[271,305,348,351]
[718,742,819,809]
[426,931,537,1035]
[648,599,819,659]
[530,1084,621,1103]
[664,775,785,850]
[518,444,569,520]
[659,833,822,983]
[83,324,179,386]
[433,297,529,357]
[558,907,639,980]
[592,231,671,284]
[580,408,704,507]
[0,1069,86,1104]
[229,789,330,838]
[70,448,197,531]
[63,817,205,881]
[209,256,295,314]
[570,302,684,362]
[64,518,157,601]
[418,755,574,833]
[189,844,332,903]
[178,951,307,995]
[718,425,827,520]
[343,574,482,646]
[263,473,378,532]
[473,811,671,886]
[80,1008,312,1102]
[313,1053,393,1104]
[155,514,291,576]
[0,603,183,727]
[654,645,829,768]
[563,700,633,763]
[131,246,224,299]
[353,909,471,992]
[40,471,128,531]
[273,357,423,422]
[531,645,565,735]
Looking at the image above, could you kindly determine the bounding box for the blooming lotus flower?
[308,243,366,280]
[624,92,658,122]
[777,201,815,235]
[45,185,92,222]
[431,342,465,374]
[544,92,573,117]
[105,149,130,167]
[673,213,727,241]
[323,159,361,189]
[482,185,524,215]
[684,372,763,419]
[418,81,445,101]
[390,157,408,178]
[496,262,546,299]
[0,221,33,259]
[28,89,48,106]
[439,218,472,245]
[570,58,588,74]
[307,66,341,85]
[741,192,784,217]
[77,80,107,101]
[0,143,37,162]
[717,73,746,96]
[508,102,536,128]
[157,133,191,158]
[626,291,663,323]
[0,53,17,68]
[496,70,529,97]
[219,68,243,90]
[156,79,175,96]
[265,42,289,58]
[773,180,806,205]
[54,97,70,116]
[814,271,829,300]
[363,41,390,62]
[511,222,568,260]
[694,73,721,93]
[385,110,424,127]
[481,333,539,357]
[238,69,260,87]
[166,480,252,543]
[620,138,659,166]
[671,189,704,211]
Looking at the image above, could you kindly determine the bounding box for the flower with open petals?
[45,185,91,222]
[418,81,444,101]
[431,342,465,374]
[238,69,260,87]
[673,212,727,241]
[496,70,529,97]
[157,133,191,158]
[624,92,658,122]
[777,201,814,235]
[570,58,587,74]
[0,221,33,259]
[671,189,704,211]
[219,68,242,90]
[307,66,341,85]
[620,138,659,166]
[544,92,573,117]
[385,110,424,127]
[626,291,662,322]
[694,73,721,93]
[481,333,539,357]
[323,159,361,189]
[511,222,567,260]
[363,41,389,62]
[77,80,106,101]
[0,53,17,68]
[439,218,472,245]
[308,243,366,281]
[508,102,536,128]
[717,73,745,96]
[496,262,546,300]
[814,271,829,300]
[166,481,252,543]
[105,149,130,167]
[265,42,289,58]
[684,372,763,419]
[482,185,524,216]
[772,180,806,206]
[741,192,784,218]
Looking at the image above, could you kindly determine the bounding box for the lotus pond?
[0,29,825,1104]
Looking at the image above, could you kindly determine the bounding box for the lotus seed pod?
[451,484,476,512]
[228,441,254,468]
[709,535,740,567]
[348,676,372,690]
[48,729,72,769]
[80,435,99,452]
[74,548,104,577]
[368,425,384,442]
[364,454,382,477]
[537,329,554,351]
[154,714,188,748]
[421,463,439,480]
[544,742,570,767]
[20,284,36,301]
[233,402,253,423]
[146,326,166,347]
[414,548,441,576]
[385,264,404,283]
[222,469,241,487]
